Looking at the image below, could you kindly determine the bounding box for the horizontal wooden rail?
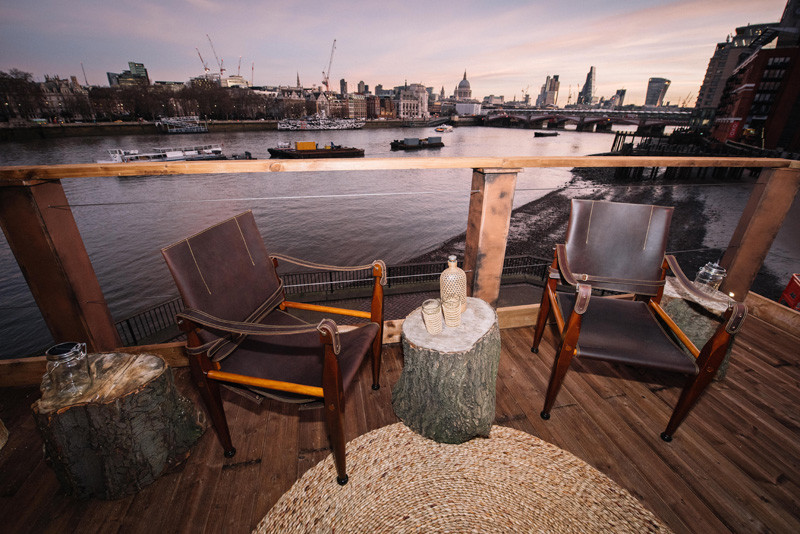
[1,156,796,184]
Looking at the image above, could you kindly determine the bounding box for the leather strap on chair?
[316,318,342,354]
[178,308,341,356]
[574,283,592,314]
[726,302,747,334]
[557,244,665,293]
[270,254,388,286]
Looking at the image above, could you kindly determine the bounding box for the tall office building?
[696,24,776,110]
[578,67,595,105]
[645,78,671,106]
[536,75,560,107]
[339,78,348,96]
[107,61,150,87]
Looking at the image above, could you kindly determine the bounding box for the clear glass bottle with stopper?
[440,254,467,313]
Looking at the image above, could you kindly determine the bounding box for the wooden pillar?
[0,179,121,352]
[719,167,800,300]
[463,167,520,307]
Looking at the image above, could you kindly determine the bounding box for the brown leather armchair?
[161,211,385,485]
[531,199,746,441]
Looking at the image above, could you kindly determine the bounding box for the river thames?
[1,126,797,358]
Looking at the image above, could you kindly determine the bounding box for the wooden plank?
[0,156,792,183]
[744,291,800,339]
[497,303,539,329]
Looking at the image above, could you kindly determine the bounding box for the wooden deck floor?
[1,316,799,533]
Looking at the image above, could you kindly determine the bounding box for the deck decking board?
[1,317,799,533]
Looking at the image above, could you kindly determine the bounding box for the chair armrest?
[664,255,746,334]
[282,301,372,320]
[270,254,387,286]
[176,307,341,354]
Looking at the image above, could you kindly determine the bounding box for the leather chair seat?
[219,309,380,402]
[556,292,698,375]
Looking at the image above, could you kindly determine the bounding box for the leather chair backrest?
[161,211,282,328]
[563,199,673,295]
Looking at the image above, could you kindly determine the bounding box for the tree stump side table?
[32,352,205,500]
[392,297,501,444]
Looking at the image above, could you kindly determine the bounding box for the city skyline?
[0,0,788,106]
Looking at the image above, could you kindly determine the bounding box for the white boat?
[435,125,454,133]
[278,115,365,131]
[155,116,208,134]
[97,144,225,163]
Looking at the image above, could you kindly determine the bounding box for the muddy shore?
[408,167,784,299]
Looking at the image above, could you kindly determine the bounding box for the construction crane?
[195,47,210,74]
[321,39,336,93]
[251,62,254,86]
[206,34,225,77]
[80,62,89,86]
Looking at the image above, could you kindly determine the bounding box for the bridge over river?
[482,108,691,135]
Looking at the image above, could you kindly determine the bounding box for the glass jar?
[440,255,467,312]
[694,262,727,293]
[43,342,92,399]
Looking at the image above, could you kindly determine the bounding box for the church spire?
[463,70,467,80]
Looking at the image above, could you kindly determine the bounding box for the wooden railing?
[2,156,799,385]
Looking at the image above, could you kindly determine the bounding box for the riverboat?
[97,144,226,163]
[534,131,559,137]
[390,137,444,151]
[435,125,454,133]
[278,116,365,131]
[268,141,364,159]
[155,116,208,134]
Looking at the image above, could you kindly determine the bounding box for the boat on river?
[435,125,454,133]
[534,131,559,137]
[155,116,208,134]
[278,116,365,131]
[268,141,364,159]
[390,137,444,151]
[97,144,227,163]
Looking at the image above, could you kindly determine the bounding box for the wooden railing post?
[0,179,121,352]
[720,166,800,300]
[463,167,520,307]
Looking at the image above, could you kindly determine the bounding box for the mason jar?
[44,342,92,398]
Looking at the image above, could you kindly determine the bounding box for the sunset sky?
[0,0,788,105]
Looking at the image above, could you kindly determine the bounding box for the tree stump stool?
[32,352,205,500]
[392,297,501,444]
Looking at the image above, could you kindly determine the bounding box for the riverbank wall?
[0,118,412,142]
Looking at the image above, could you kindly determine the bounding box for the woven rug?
[255,423,671,533]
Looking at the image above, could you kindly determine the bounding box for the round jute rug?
[255,423,671,533]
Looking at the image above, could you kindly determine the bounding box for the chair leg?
[541,341,575,419]
[187,353,236,458]
[541,310,581,420]
[371,331,382,391]
[661,372,716,441]
[531,288,552,354]
[322,346,348,485]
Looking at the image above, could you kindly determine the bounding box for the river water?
[1,126,796,358]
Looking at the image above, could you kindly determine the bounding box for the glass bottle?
[440,254,467,312]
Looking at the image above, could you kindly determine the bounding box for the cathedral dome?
[455,70,472,99]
